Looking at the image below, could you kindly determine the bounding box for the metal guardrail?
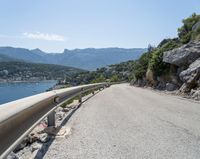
[0,82,108,158]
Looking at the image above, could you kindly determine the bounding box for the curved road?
[44,84,200,159]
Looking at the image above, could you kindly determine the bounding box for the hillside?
[0,47,146,70]
[67,13,200,101]
[0,54,22,62]
[0,62,83,82]
[66,61,134,85]
[0,47,46,63]
[129,13,200,95]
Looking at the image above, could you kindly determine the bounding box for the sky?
[0,0,199,52]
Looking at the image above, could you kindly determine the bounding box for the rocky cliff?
[130,13,200,101]
[163,41,200,100]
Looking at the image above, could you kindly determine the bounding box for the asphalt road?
[44,84,200,159]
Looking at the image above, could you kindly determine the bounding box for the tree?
[178,13,200,43]
[110,75,119,82]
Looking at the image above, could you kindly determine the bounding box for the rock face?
[162,41,200,99]
[134,78,147,87]
[163,41,200,67]
[179,58,200,84]
[166,83,178,91]
[146,69,156,85]
[177,58,200,93]
[192,21,200,32]
[192,90,200,100]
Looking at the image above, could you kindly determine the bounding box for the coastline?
[0,80,58,84]
[0,80,59,105]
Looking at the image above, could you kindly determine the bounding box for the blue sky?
[0,0,199,52]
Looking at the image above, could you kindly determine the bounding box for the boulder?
[137,78,147,87]
[28,133,39,143]
[63,107,71,112]
[179,58,200,84]
[170,75,181,86]
[146,69,156,85]
[163,41,200,67]
[55,107,64,112]
[177,58,200,93]
[192,21,200,32]
[31,142,42,152]
[44,126,67,136]
[13,137,29,152]
[192,90,200,100]
[15,146,32,159]
[198,78,200,87]
[26,122,48,144]
[155,76,168,90]
[166,83,178,91]
[177,66,187,75]
[178,83,191,94]
[155,81,166,90]
[38,133,50,143]
[7,152,18,159]
[56,111,65,121]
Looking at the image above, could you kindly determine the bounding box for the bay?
[0,81,57,105]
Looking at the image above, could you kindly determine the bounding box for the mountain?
[0,47,146,70]
[0,61,83,82]
[0,47,47,63]
[31,48,47,57]
[0,54,22,62]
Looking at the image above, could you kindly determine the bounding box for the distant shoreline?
[0,80,58,84]
[0,80,59,104]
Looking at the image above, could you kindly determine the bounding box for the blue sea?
[0,81,57,105]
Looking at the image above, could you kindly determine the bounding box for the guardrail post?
[48,111,55,127]
[78,88,83,103]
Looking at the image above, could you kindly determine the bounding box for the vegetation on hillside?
[0,62,83,82]
[178,13,200,44]
[68,61,134,85]
[67,13,200,86]
[131,13,200,83]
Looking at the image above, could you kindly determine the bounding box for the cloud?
[23,32,65,41]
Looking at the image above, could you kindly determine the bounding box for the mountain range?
[0,47,146,70]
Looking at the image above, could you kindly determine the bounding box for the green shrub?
[132,52,152,79]
[192,25,200,41]
[110,74,119,82]
[91,74,106,83]
[148,39,180,76]
[178,13,200,43]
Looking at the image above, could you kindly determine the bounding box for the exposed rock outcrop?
[192,90,200,100]
[192,21,200,32]
[179,58,200,83]
[146,69,156,85]
[162,42,200,99]
[166,83,178,91]
[178,58,200,93]
[163,41,200,67]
